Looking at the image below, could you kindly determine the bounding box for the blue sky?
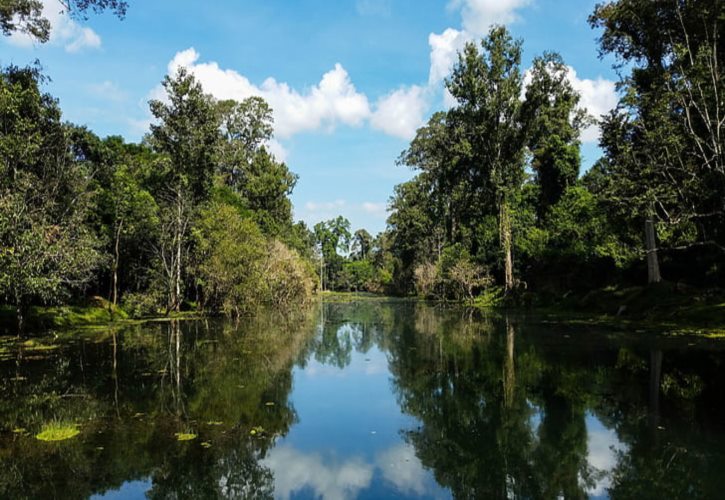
[2,0,620,235]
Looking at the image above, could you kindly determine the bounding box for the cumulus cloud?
[449,0,533,36]
[262,446,374,500]
[566,67,618,143]
[266,138,289,162]
[428,28,470,86]
[370,85,429,139]
[428,0,533,100]
[164,48,371,139]
[7,0,102,52]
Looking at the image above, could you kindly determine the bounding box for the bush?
[263,240,316,307]
[122,291,162,318]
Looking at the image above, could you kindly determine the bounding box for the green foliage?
[0,66,102,326]
[192,203,267,316]
[523,52,587,214]
[263,240,317,306]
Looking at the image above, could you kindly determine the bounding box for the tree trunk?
[110,219,123,306]
[16,304,24,335]
[500,201,515,292]
[645,216,662,284]
[174,190,183,312]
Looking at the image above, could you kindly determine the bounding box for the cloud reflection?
[586,416,627,496]
[263,442,440,499]
[263,446,373,500]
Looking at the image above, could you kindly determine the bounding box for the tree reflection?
[0,308,317,499]
[1,302,725,498]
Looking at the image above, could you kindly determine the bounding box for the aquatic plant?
[35,423,80,442]
[174,432,198,441]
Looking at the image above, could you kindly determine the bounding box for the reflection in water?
[1,302,725,498]
[263,447,374,500]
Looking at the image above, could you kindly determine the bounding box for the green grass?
[35,423,80,442]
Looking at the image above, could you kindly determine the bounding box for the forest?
[1,0,724,328]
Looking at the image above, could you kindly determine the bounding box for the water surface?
[1,301,724,499]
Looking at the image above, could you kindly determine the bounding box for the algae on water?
[36,424,80,442]
[175,432,197,441]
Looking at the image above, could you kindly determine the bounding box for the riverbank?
[3,284,724,337]
[0,297,203,334]
[322,286,725,337]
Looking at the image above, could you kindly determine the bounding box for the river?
[1,300,723,499]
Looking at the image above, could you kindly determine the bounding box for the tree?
[446,26,528,292]
[351,229,373,260]
[192,203,266,317]
[215,97,274,189]
[1,0,127,42]
[0,65,101,329]
[149,68,219,311]
[105,165,158,306]
[240,148,298,236]
[590,0,725,284]
[522,52,588,216]
[313,216,351,290]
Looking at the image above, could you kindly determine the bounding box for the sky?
[1,0,621,235]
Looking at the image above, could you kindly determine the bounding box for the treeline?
[378,1,724,301]
[0,64,318,327]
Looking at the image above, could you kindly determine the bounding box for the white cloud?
[428,28,470,86]
[164,48,371,139]
[370,85,429,140]
[449,0,533,36]
[428,0,533,96]
[266,138,289,162]
[7,0,102,52]
[565,66,618,143]
[262,446,374,500]
[361,202,387,218]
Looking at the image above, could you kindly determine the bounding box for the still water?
[1,300,725,499]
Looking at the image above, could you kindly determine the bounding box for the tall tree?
[215,97,274,190]
[149,68,219,311]
[590,0,725,284]
[351,229,373,260]
[522,52,588,216]
[446,26,528,291]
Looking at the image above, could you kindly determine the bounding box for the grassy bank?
[0,297,203,333]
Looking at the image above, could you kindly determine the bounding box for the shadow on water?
[0,301,724,499]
